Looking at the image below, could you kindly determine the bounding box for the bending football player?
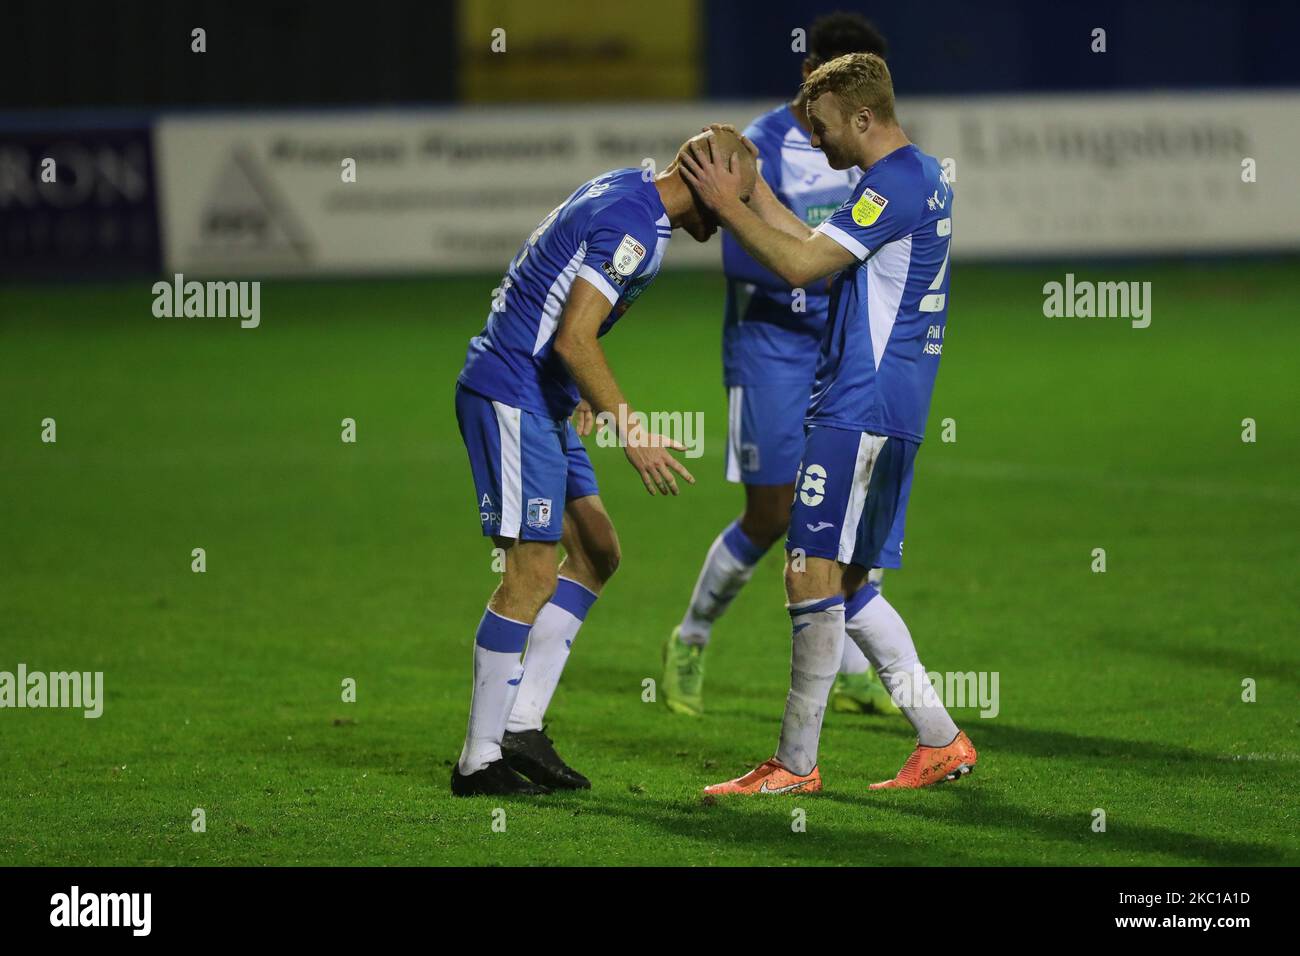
[451,129,757,796]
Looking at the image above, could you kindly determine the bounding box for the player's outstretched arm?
[554,278,695,496]
[680,140,853,287]
[749,174,815,240]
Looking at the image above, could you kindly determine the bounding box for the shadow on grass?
[1086,626,1300,688]
[543,771,1288,866]
[967,721,1296,782]
[819,786,1289,866]
[209,703,1295,866]
[558,720,1293,865]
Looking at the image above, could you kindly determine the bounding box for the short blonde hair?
[803,52,896,124]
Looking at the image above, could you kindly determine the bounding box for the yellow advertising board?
[459,0,700,101]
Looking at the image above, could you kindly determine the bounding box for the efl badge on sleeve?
[851,187,888,227]
[613,235,647,276]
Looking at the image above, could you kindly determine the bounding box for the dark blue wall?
[704,0,1300,98]
[0,0,460,109]
[5,0,1295,110]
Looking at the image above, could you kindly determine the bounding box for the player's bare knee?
[741,508,788,550]
[590,540,620,583]
[496,541,558,617]
[841,563,869,599]
[783,557,814,603]
[785,555,839,605]
[742,484,794,550]
[506,569,556,619]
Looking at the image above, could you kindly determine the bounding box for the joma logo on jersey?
[851,188,888,227]
[799,464,828,506]
[526,497,553,529]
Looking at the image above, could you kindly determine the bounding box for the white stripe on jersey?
[533,242,588,355]
[816,221,869,260]
[838,433,887,563]
[576,263,619,306]
[493,401,523,538]
[865,235,912,370]
[646,216,671,272]
[726,386,744,483]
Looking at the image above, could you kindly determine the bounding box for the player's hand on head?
[679,137,744,215]
[624,424,694,496]
[703,123,758,162]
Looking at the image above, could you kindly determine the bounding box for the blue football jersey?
[810,144,952,442]
[722,105,862,386]
[458,168,672,420]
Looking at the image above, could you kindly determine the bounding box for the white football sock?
[839,631,872,674]
[458,609,530,774]
[844,584,959,747]
[678,520,768,645]
[776,595,845,776]
[839,568,884,673]
[506,577,598,733]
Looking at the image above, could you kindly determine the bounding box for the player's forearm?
[555,337,638,440]
[750,179,814,241]
[719,201,820,287]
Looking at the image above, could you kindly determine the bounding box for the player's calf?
[557,495,621,591]
[504,499,612,761]
[455,539,559,796]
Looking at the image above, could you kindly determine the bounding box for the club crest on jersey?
[851,187,888,227]
[526,497,553,530]
[612,234,646,277]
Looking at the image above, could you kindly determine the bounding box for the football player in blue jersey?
[680,54,978,794]
[664,13,904,719]
[451,129,758,796]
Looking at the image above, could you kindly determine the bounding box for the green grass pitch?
[1,260,1297,866]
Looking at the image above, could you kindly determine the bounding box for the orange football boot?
[869,731,977,789]
[704,758,822,796]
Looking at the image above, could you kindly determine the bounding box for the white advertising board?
[155,93,1300,276]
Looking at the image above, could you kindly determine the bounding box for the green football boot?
[831,668,902,715]
[662,626,706,716]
